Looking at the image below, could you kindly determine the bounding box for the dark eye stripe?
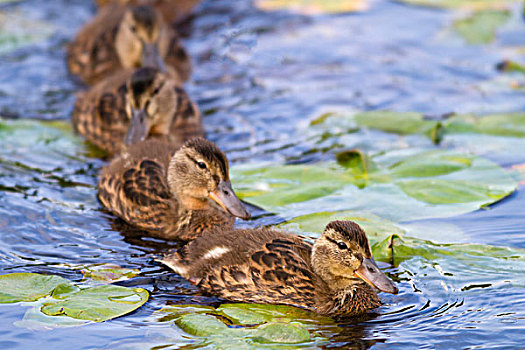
[326,236,348,250]
[152,81,165,96]
[188,157,208,170]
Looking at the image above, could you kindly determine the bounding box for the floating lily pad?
[41,285,149,322]
[175,313,229,337]
[0,273,74,304]
[256,0,368,14]
[353,111,444,144]
[444,113,525,137]
[171,304,316,347]
[373,234,525,266]
[232,149,516,222]
[253,323,310,344]
[454,10,511,44]
[311,111,525,141]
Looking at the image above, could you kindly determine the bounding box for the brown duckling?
[73,67,203,156]
[67,3,191,85]
[161,220,398,317]
[98,137,250,240]
[95,0,201,24]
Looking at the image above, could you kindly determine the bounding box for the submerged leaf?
[41,285,148,322]
[454,10,511,44]
[80,264,140,283]
[0,273,74,304]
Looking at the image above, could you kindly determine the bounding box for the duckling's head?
[312,220,398,294]
[124,67,179,145]
[167,138,250,220]
[116,5,166,71]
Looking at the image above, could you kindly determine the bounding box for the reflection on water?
[0,0,524,348]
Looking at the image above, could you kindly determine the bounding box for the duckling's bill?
[142,43,166,73]
[125,107,148,145]
[354,257,398,294]
[209,180,251,220]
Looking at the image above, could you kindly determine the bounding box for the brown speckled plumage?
[67,3,191,85]
[72,68,202,156]
[162,221,398,317]
[98,138,248,240]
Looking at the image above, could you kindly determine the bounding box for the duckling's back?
[162,228,324,310]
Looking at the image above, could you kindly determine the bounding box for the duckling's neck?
[318,282,381,317]
[178,196,209,212]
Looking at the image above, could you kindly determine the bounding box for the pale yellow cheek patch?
[202,246,230,260]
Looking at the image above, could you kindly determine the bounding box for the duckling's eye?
[197,162,207,169]
[130,26,137,33]
[337,242,348,250]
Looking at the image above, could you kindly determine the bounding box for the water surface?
[0,0,524,348]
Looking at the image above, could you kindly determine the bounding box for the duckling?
[162,220,398,317]
[67,3,191,85]
[95,0,201,24]
[98,137,250,240]
[73,67,203,156]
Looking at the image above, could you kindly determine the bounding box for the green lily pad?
[312,111,525,140]
[41,285,149,322]
[444,113,525,137]
[0,11,55,54]
[232,149,516,222]
[373,234,525,266]
[172,305,315,347]
[453,10,511,44]
[253,323,310,344]
[353,111,444,144]
[156,304,216,322]
[175,313,229,337]
[0,273,74,304]
[217,303,331,326]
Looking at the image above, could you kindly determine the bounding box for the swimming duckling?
[95,0,200,24]
[98,138,250,240]
[67,3,190,85]
[162,220,398,317]
[73,67,203,156]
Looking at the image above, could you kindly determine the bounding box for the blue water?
[0,0,524,348]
